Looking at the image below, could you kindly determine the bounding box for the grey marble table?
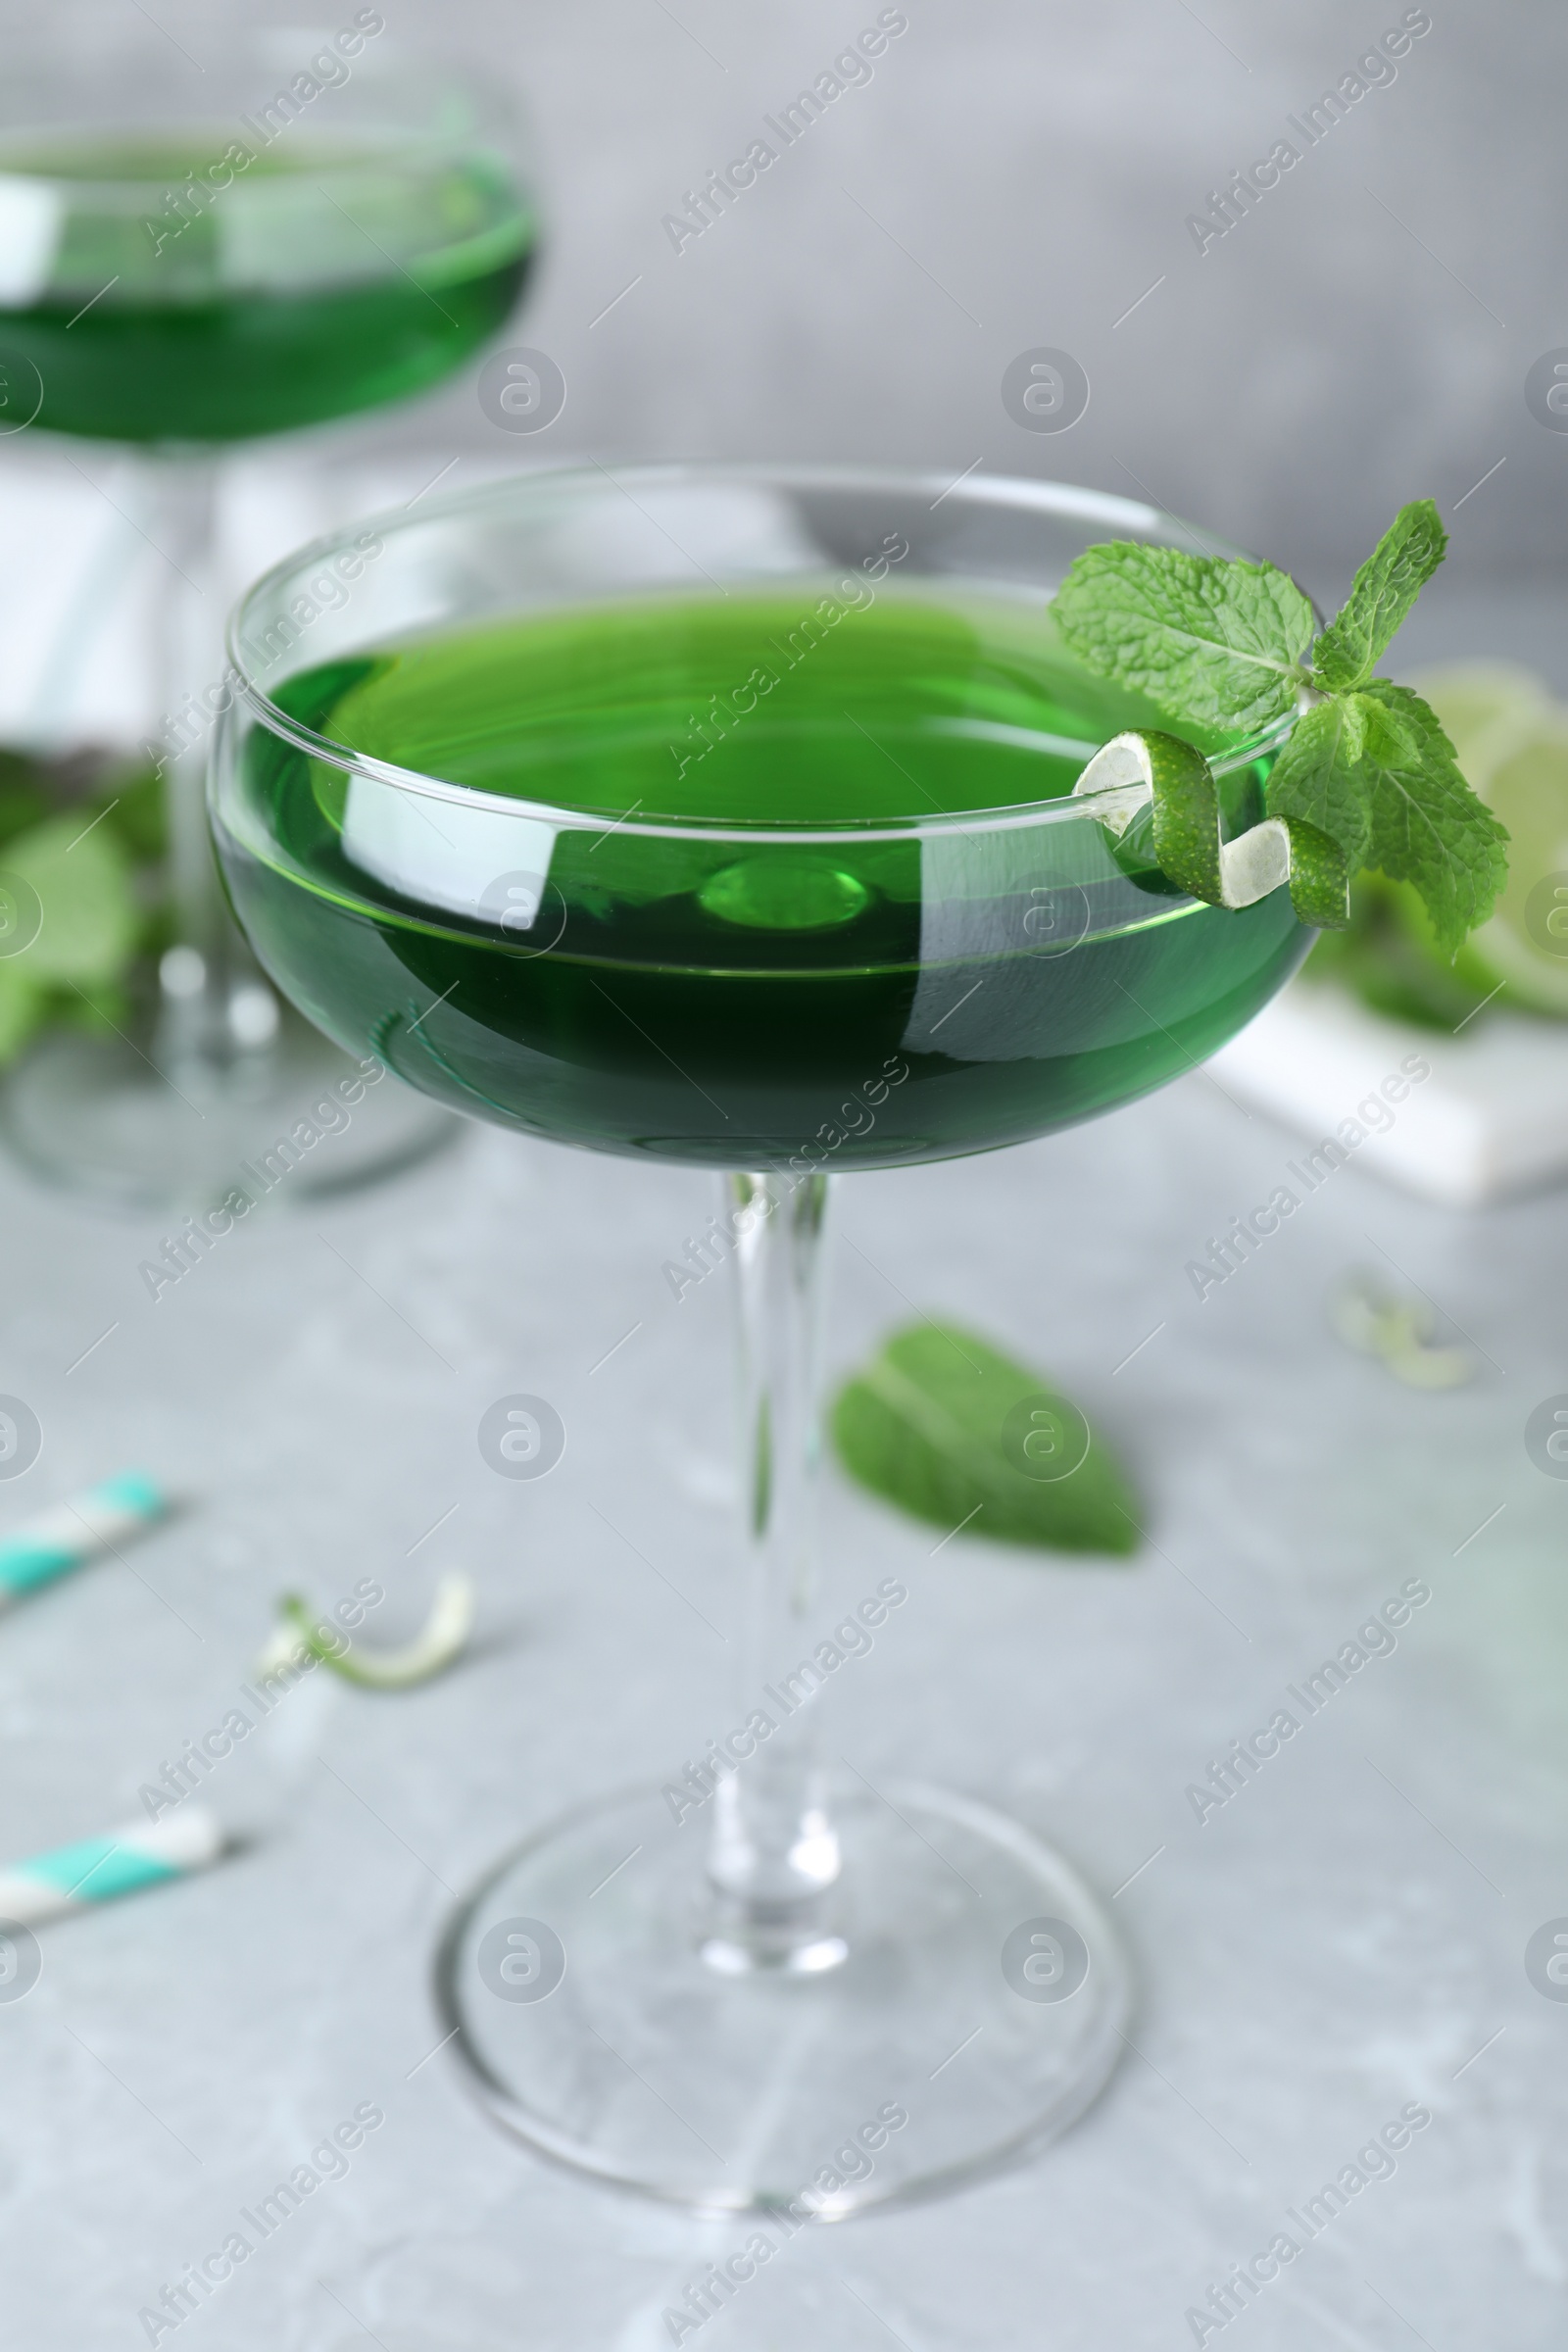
[0,995,1561,2351]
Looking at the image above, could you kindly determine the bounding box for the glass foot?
[0,1015,459,1212]
[435,1776,1131,2215]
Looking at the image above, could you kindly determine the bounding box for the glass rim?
[222,462,1304,848]
[0,141,520,200]
[0,29,527,184]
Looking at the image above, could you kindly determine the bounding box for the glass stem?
[146,449,268,1081]
[705,1169,847,1976]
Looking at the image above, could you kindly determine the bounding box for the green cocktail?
[0,135,532,441]
[218,586,1304,1166]
[212,466,1311,2218]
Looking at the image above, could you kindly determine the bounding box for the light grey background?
[128,0,1568,607]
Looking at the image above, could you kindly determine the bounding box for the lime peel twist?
[260,1571,475,1690]
[1073,728,1351,930]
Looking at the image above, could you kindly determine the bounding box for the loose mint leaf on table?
[1309,498,1447,692]
[831,1323,1139,1556]
[1053,499,1507,951]
[1054,543,1315,733]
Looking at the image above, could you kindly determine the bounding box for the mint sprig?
[1054,501,1508,954]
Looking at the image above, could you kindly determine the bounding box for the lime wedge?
[1446,711,1568,1013]
[1407,662,1553,766]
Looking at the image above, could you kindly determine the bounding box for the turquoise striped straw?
[0,1471,167,1606]
[0,1807,223,1927]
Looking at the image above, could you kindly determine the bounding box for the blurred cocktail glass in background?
[0,15,535,1204]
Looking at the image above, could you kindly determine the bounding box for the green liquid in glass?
[0,136,532,439]
[218,589,1308,1168]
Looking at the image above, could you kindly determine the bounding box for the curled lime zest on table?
[1330,1272,1474,1391]
[261,1572,475,1689]
[1054,500,1509,953]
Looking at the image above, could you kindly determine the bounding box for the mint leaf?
[1267,685,1506,948]
[1310,500,1447,693]
[831,1322,1139,1555]
[1054,542,1314,734]
[1353,682,1509,954]
[1263,694,1375,867]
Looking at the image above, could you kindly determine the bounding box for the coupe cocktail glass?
[0,20,534,1205]
[212,466,1309,2212]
